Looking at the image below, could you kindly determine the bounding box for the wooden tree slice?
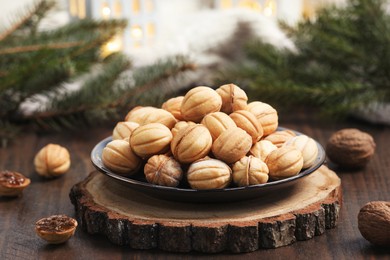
[69,165,341,253]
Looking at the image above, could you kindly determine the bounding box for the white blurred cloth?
[128,9,294,66]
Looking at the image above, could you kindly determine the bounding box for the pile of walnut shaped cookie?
[102,84,319,190]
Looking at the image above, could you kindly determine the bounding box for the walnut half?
[0,170,30,197]
[35,215,78,244]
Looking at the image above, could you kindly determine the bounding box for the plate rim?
[90,126,326,194]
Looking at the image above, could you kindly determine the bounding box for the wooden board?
[69,165,341,253]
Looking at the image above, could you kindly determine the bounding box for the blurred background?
[0,0,346,64]
[1,0,389,146]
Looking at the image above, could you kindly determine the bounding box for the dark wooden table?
[1,113,390,260]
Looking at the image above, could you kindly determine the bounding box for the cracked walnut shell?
[144,155,183,187]
[0,170,31,197]
[232,156,269,186]
[102,139,142,175]
[265,146,303,180]
[130,123,173,158]
[212,127,252,164]
[216,83,248,114]
[34,144,71,178]
[187,158,232,189]
[171,124,212,164]
[35,215,77,244]
[180,86,222,122]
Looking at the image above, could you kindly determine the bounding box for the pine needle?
[0,0,55,42]
[216,0,390,117]
[0,1,195,144]
[0,41,82,55]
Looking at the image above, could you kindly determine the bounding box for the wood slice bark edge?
[69,166,342,253]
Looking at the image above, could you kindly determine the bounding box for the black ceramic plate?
[91,127,326,203]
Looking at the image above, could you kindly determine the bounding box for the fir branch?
[0,0,198,143]
[0,41,82,55]
[44,19,128,39]
[216,0,390,117]
[0,0,129,143]
[0,19,127,112]
[27,53,131,125]
[26,55,196,131]
[0,0,54,42]
[127,56,196,99]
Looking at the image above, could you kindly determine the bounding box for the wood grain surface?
[1,113,390,259]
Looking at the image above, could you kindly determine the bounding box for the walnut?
[246,101,278,136]
[34,144,71,178]
[265,146,303,180]
[201,111,237,141]
[232,156,269,186]
[358,201,390,247]
[130,123,173,158]
[102,139,142,175]
[216,83,248,114]
[171,124,212,164]
[326,128,376,169]
[249,140,277,161]
[187,158,232,189]
[144,155,183,187]
[171,121,196,138]
[180,86,222,122]
[112,121,139,140]
[162,96,184,121]
[35,215,77,244]
[264,130,296,148]
[212,127,252,164]
[125,106,177,129]
[284,135,318,169]
[230,110,263,144]
[0,170,31,197]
